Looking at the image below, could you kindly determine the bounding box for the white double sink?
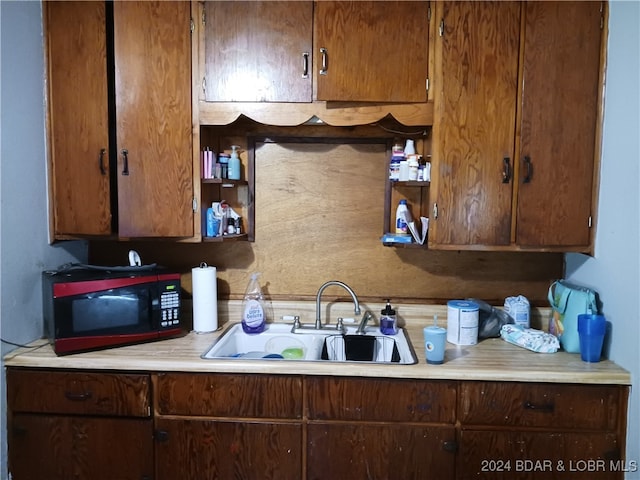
[201,322,418,365]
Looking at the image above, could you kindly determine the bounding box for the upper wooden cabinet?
[314,1,430,102]
[196,1,433,126]
[46,1,194,239]
[46,2,111,236]
[203,1,313,102]
[429,1,604,252]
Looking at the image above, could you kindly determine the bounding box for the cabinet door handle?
[302,52,309,78]
[64,391,93,401]
[319,47,328,75]
[154,430,169,442]
[502,157,511,183]
[443,440,458,453]
[99,148,107,175]
[523,156,532,183]
[523,400,554,413]
[121,149,129,176]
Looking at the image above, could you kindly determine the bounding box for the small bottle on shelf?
[218,153,230,179]
[395,199,412,236]
[227,145,241,180]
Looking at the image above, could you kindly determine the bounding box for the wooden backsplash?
[89,122,563,306]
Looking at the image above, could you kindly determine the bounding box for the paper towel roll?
[192,264,218,333]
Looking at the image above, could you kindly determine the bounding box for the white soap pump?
[228,145,241,180]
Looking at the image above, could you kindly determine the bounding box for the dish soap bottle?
[241,272,266,334]
[227,145,241,180]
[380,299,398,335]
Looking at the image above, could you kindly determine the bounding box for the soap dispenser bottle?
[228,145,241,180]
[380,299,398,335]
[241,272,266,334]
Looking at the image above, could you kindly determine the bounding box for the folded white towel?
[500,324,559,353]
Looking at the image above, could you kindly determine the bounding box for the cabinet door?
[308,423,456,479]
[155,418,303,480]
[9,414,153,480]
[430,1,521,247]
[203,1,313,102]
[46,1,112,236]
[113,1,193,237]
[458,430,623,480]
[515,2,603,248]
[314,1,430,102]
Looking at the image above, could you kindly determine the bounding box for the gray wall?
[566,1,640,475]
[0,1,638,479]
[0,1,87,477]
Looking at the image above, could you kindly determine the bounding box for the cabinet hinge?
[193,197,198,213]
[588,216,592,228]
[600,2,605,29]
[439,19,445,37]
[426,78,429,92]
[202,77,206,96]
[433,203,438,219]
[202,9,206,26]
[427,4,431,22]
[190,18,194,34]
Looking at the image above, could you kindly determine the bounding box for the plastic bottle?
[241,272,266,334]
[389,144,404,181]
[218,153,230,179]
[380,299,398,335]
[228,145,241,180]
[395,199,412,235]
[404,139,416,156]
[205,206,216,237]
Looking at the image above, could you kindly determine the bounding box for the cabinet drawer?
[459,382,623,430]
[155,373,303,418]
[306,376,457,423]
[6,369,150,417]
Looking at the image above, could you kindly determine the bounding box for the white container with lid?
[447,300,479,345]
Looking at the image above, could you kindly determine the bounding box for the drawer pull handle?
[523,400,554,413]
[64,391,92,401]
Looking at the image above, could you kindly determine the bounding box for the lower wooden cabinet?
[6,369,630,480]
[154,372,304,479]
[458,430,623,480]
[9,414,153,480]
[7,369,153,480]
[308,423,456,479]
[154,418,303,480]
[457,381,629,480]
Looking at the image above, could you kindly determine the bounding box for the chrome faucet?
[315,280,361,329]
[355,310,374,334]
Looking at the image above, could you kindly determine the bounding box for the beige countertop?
[4,321,630,385]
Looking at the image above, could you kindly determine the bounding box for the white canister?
[447,300,479,345]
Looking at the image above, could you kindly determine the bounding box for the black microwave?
[43,267,182,355]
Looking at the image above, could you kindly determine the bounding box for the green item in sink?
[281,347,304,359]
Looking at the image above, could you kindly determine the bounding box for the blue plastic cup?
[577,314,606,362]
[423,326,447,364]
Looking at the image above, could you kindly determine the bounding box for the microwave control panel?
[160,290,180,327]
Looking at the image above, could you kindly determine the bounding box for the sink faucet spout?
[315,281,361,329]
